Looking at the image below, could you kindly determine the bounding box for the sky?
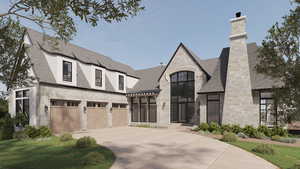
[0,0,295,91]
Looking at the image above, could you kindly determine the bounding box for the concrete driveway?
[73,127,277,169]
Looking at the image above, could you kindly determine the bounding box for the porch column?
[146,96,149,122]
[137,96,140,123]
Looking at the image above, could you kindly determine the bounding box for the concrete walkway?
[73,127,278,169]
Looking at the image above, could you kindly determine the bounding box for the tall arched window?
[170,71,195,123]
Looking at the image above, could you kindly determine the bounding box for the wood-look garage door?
[50,105,81,133]
[87,107,108,129]
[112,104,128,127]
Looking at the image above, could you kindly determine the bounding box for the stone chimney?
[222,13,259,127]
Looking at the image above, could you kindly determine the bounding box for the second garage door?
[112,103,128,127]
[87,102,108,129]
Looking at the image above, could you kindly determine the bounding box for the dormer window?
[63,60,72,82]
[95,69,102,87]
[118,75,124,91]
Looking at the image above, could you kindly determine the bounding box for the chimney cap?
[235,12,241,18]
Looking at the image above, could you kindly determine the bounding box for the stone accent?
[157,45,207,126]
[222,16,259,127]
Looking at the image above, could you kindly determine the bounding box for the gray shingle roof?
[127,65,165,94]
[26,28,138,78]
[199,43,282,93]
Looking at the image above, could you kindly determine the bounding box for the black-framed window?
[170,71,195,123]
[118,75,124,90]
[95,69,102,87]
[87,102,107,108]
[148,96,157,122]
[207,94,221,125]
[131,97,139,122]
[63,61,72,82]
[260,92,276,126]
[15,90,30,126]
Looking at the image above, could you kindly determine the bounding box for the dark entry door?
[207,94,221,124]
[170,71,195,123]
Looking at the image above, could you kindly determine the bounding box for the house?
[8,13,281,133]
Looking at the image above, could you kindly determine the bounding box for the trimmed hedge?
[24,126,52,138]
[221,132,237,142]
[76,136,97,148]
[243,125,257,138]
[252,144,275,155]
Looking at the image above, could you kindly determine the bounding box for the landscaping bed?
[0,136,115,169]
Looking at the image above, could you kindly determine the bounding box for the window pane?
[132,103,139,122]
[120,104,127,108]
[149,104,157,122]
[95,69,102,87]
[23,90,29,97]
[118,75,124,90]
[170,73,177,82]
[63,61,72,82]
[140,97,147,104]
[23,99,29,113]
[188,72,194,81]
[16,91,22,98]
[261,92,272,99]
[112,103,119,108]
[178,72,187,81]
[16,100,22,113]
[207,100,220,124]
[149,96,156,104]
[140,104,147,122]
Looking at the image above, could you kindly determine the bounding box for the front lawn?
[229,141,300,169]
[0,137,115,169]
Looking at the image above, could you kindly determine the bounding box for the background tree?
[256,2,300,122]
[0,0,144,89]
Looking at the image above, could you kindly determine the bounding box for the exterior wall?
[37,84,128,128]
[223,16,260,127]
[157,46,207,126]
[8,84,39,126]
[127,76,139,89]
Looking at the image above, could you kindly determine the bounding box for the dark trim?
[38,45,140,79]
[158,43,211,82]
[39,81,126,95]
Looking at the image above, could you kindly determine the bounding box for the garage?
[112,103,128,127]
[50,100,81,133]
[86,102,108,129]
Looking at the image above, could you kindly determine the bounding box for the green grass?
[229,141,300,169]
[0,137,115,169]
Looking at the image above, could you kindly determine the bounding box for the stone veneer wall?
[157,45,207,126]
[37,84,128,129]
[222,16,260,127]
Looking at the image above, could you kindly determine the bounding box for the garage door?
[50,100,81,133]
[87,102,108,129]
[112,103,128,127]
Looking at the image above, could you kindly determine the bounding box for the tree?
[256,2,300,122]
[0,0,144,41]
[0,0,144,89]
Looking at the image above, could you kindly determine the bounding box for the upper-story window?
[118,75,124,91]
[63,61,72,82]
[95,69,102,87]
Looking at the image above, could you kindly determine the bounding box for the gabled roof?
[127,65,165,94]
[199,43,283,94]
[26,28,138,78]
[157,43,215,82]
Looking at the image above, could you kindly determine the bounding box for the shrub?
[271,126,288,137]
[237,132,248,139]
[271,135,296,144]
[253,131,266,139]
[60,133,73,142]
[81,152,105,165]
[0,115,14,140]
[221,124,232,134]
[14,112,29,127]
[208,122,220,132]
[13,131,29,140]
[271,135,281,141]
[198,123,209,131]
[252,144,275,155]
[243,125,257,138]
[212,130,222,135]
[291,163,300,169]
[231,124,242,134]
[76,136,97,148]
[24,126,40,138]
[257,125,272,137]
[37,126,52,137]
[221,132,237,142]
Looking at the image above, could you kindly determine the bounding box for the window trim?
[63,60,72,82]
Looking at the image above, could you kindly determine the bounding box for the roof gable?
[158,43,211,81]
